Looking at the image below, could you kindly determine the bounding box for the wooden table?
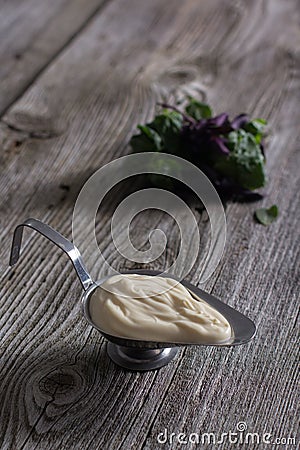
[0,1,299,449]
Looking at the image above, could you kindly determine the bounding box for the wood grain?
[0,0,299,449]
[0,0,109,115]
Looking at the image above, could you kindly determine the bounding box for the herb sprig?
[130,98,268,202]
[255,205,279,226]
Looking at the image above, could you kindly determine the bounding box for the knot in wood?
[39,368,81,396]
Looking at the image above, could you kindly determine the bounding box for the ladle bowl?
[10,218,256,370]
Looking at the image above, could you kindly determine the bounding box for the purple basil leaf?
[211,136,230,155]
[232,113,249,130]
[195,119,207,130]
[209,113,229,128]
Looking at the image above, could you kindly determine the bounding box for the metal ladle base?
[107,343,179,371]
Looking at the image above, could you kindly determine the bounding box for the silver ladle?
[10,218,256,371]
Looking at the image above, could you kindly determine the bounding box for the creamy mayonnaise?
[89,274,232,344]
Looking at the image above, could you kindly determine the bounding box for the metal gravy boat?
[10,218,256,371]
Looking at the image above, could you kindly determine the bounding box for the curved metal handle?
[10,218,93,291]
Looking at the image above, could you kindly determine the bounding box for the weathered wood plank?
[0,0,299,449]
[0,0,109,115]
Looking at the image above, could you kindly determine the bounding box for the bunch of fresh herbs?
[130,98,268,202]
[130,98,279,224]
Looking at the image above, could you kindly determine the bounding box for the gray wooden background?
[0,0,299,449]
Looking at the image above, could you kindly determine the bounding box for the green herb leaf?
[130,110,182,154]
[254,205,279,225]
[244,118,267,144]
[185,98,212,120]
[214,129,266,190]
[149,110,183,152]
[130,125,162,153]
